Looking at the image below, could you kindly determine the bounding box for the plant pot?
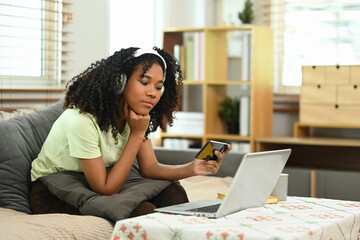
[226,121,239,134]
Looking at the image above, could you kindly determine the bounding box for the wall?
[69,0,215,80]
[163,0,216,28]
[66,0,110,82]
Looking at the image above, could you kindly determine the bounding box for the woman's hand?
[124,102,150,137]
[192,144,231,175]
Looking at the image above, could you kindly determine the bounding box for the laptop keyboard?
[186,203,221,213]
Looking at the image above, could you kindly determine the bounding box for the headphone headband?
[133,48,167,81]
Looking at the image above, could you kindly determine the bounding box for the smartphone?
[195,140,228,161]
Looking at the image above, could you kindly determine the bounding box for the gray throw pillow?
[0,99,64,214]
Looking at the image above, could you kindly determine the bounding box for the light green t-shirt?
[31,108,130,181]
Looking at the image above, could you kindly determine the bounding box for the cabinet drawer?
[326,66,350,84]
[302,66,325,84]
[350,66,360,84]
[301,85,336,104]
[338,85,360,104]
[300,104,360,124]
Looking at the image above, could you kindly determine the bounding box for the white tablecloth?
[110,197,360,240]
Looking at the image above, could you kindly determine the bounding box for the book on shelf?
[193,32,205,81]
[229,141,251,153]
[173,44,180,62]
[174,32,205,82]
[180,45,186,78]
[185,38,194,81]
[163,138,201,149]
[241,32,251,81]
[173,44,187,79]
[239,96,250,136]
[163,138,193,149]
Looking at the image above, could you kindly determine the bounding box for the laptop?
[154,149,291,218]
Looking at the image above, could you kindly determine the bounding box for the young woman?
[30,47,230,219]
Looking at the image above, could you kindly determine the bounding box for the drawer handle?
[336,65,340,69]
[312,66,316,69]
[317,84,321,89]
[335,104,339,109]
[354,85,358,89]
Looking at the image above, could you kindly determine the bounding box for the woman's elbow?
[140,169,151,178]
[90,185,120,196]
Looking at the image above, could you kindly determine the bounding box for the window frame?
[270,0,360,95]
[0,0,63,88]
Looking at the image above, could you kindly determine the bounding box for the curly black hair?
[64,47,183,144]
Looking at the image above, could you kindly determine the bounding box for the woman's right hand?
[124,102,150,137]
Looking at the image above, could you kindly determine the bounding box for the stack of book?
[239,95,250,136]
[162,138,200,149]
[166,111,204,135]
[229,141,251,153]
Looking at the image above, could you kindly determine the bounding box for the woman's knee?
[151,182,189,208]
[30,179,80,215]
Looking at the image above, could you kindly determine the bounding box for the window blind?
[267,0,360,91]
[0,0,72,108]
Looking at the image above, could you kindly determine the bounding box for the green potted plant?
[218,97,240,134]
[238,0,254,24]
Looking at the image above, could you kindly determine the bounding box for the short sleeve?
[65,111,101,159]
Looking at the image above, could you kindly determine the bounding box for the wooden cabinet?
[161,26,274,152]
[300,65,360,124]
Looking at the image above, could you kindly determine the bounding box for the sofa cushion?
[0,99,64,214]
[154,147,244,177]
[0,207,114,239]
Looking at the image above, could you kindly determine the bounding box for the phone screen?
[195,140,228,160]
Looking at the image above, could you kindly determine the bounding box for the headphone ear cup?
[161,86,165,96]
[118,74,127,94]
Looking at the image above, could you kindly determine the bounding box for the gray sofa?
[0,99,244,239]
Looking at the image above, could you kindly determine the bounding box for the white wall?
[163,0,216,28]
[66,0,110,81]
[69,0,216,78]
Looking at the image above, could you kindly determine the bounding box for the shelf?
[295,122,360,129]
[294,121,360,137]
[206,81,251,86]
[162,26,274,151]
[205,134,251,141]
[163,27,204,33]
[255,135,360,198]
[255,136,360,172]
[256,136,360,147]
[183,81,204,85]
[161,133,203,139]
[183,81,251,86]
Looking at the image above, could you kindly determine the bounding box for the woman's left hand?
[192,144,231,175]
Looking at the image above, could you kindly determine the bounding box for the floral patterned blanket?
[110,196,360,240]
